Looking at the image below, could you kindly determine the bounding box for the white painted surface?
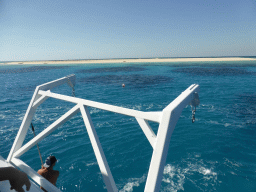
[0,156,42,192]
[80,105,118,192]
[5,75,200,192]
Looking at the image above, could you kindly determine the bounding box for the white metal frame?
[7,74,200,192]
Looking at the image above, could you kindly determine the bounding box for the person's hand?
[8,168,31,192]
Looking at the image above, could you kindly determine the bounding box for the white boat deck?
[0,155,42,192]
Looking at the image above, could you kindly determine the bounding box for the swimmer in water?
[37,156,59,191]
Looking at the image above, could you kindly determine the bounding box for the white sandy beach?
[2,57,256,65]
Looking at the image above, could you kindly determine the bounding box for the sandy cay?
[2,57,256,65]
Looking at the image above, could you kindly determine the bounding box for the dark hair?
[48,156,57,164]
[44,156,57,168]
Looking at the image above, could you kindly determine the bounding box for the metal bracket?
[190,92,200,123]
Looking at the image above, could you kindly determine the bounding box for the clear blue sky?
[1,0,255,61]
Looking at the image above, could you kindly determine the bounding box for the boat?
[0,74,200,191]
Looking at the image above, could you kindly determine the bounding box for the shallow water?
[0,61,256,191]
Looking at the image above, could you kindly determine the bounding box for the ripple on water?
[232,93,256,125]
[117,154,219,192]
[172,67,256,76]
[0,66,69,74]
[119,174,147,192]
[76,66,146,73]
[161,155,218,192]
[79,74,173,88]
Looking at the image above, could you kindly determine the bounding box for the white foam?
[52,130,64,137]
[146,103,154,110]
[224,123,231,127]
[161,156,218,191]
[199,167,215,176]
[89,107,101,114]
[132,104,142,111]
[206,120,233,128]
[69,164,74,170]
[85,162,97,167]
[120,174,146,192]
[0,113,6,119]
[162,164,185,192]
[207,120,220,125]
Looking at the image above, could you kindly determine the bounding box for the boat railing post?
[7,75,76,162]
[144,109,180,192]
[144,84,200,192]
[7,87,41,162]
[80,104,118,192]
[13,105,80,158]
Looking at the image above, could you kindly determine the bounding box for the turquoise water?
[0,61,256,191]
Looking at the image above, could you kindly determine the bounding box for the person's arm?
[0,167,31,192]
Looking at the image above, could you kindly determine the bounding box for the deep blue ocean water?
[0,61,256,192]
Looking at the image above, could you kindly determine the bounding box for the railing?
[7,74,200,192]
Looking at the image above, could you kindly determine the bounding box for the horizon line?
[1,56,256,63]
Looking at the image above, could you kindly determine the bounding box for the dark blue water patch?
[78,74,173,88]
[141,63,215,67]
[232,93,256,125]
[76,66,146,73]
[3,84,36,95]
[135,62,256,67]
[172,67,256,76]
[169,63,256,67]
[0,66,69,74]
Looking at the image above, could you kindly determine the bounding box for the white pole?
[144,84,200,192]
[80,104,118,192]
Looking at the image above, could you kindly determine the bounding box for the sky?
[0,0,256,61]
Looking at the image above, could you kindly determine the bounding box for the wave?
[118,153,219,192]
[161,156,218,192]
[119,174,146,192]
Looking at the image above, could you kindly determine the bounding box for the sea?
[0,60,256,192]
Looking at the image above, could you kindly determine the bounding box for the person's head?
[44,156,57,168]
